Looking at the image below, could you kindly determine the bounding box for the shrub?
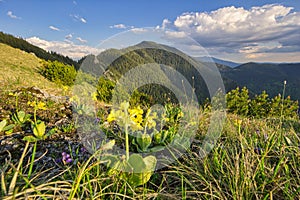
[96,77,115,103]
[226,87,250,116]
[40,60,77,86]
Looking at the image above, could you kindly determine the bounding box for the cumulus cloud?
[163,4,300,61]
[49,25,60,31]
[110,23,134,29]
[26,37,102,60]
[70,14,87,23]
[7,11,21,19]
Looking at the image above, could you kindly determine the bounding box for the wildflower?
[62,152,72,164]
[107,109,117,122]
[94,117,100,124]
[27,101,46,110]
[37,102,46,110]
[62,86,69,92]
[8,92,17,96]
[129,106,144,126]
[177,111,184,118]
[234,119,242,126]
[255,130,260,136]
[91,92,98,101]
[144,109,157,129]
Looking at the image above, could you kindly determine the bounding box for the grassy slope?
[0,43,63,95]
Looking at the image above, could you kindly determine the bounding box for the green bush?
[226,87,250,116]
[226,87,299,118]
[40,60,77,86]
[96,77,115,103]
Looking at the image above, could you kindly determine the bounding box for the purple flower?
[80,147,87,153]
[95,118,100,124]
[255,130,260,136]
[62,152,72,164]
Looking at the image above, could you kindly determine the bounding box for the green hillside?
[0,32,79,69]
[79,41,236,104]
[222,62,300,100]
[0,43,63,95]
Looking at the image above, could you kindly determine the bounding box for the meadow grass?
[0,43,299,199]
[1,108,299,199]
[0,43,63,95]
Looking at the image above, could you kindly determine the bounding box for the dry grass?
[0,43,63,95]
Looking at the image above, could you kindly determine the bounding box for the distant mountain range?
[1,31,299,102]
[194,56,241,68]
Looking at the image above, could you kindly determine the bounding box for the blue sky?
[1,0,300,62]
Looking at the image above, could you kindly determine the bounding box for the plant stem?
[125,124,129,161]
[27,141,37,181]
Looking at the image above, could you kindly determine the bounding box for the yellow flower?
[144,109,157,129]
[107,109,117,122]
[234,119,242,126]
[62,86,69,92]
[37,102,47,110]
[129,106,144,125]
[178,111,184,118]
[27,101,46,110]
[70,95,79,103]
[91,92,98,101]
[9,92,16,96]
[27,101,36,107]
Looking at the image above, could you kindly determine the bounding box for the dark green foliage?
[0,31,79,69]
[221,62,300,101]
[96,77,115,102]
[249,91,270,117]
[226,87,250,116]
[40,61,77,86]
[226,87,299,118]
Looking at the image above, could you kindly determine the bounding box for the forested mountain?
[0,32,79,69]
[2,31,299,103]
[79,41,237,104]
[195,56,241,68]
[221,62,300,100]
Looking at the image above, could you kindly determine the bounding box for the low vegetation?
[0,39,299,199]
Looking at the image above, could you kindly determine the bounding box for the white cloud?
[76,37,87,43]
[130,28,148,33]
[161,19,171,29]
[80,17,87,23]
[49,25,60,31]
[163,4,300,62]
[26,37,102,60]
[70,14,87,24]
[7,11,21,19]
[110,23,134,29]
[65,34,73,40]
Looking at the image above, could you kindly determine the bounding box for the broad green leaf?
[102,155,119,168]
[136,133,152,152]
[129,155,157,187]
[17,111,26,122]
[3,124,15,132]
[149,145,165,152]
[128,154,146,173]
[0,120,7,132]
[32,121,46,139]
[23,135,38,142]
[143,155,156,172]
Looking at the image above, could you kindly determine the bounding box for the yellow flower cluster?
[27,101,47,110]
[107,102,157,132]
